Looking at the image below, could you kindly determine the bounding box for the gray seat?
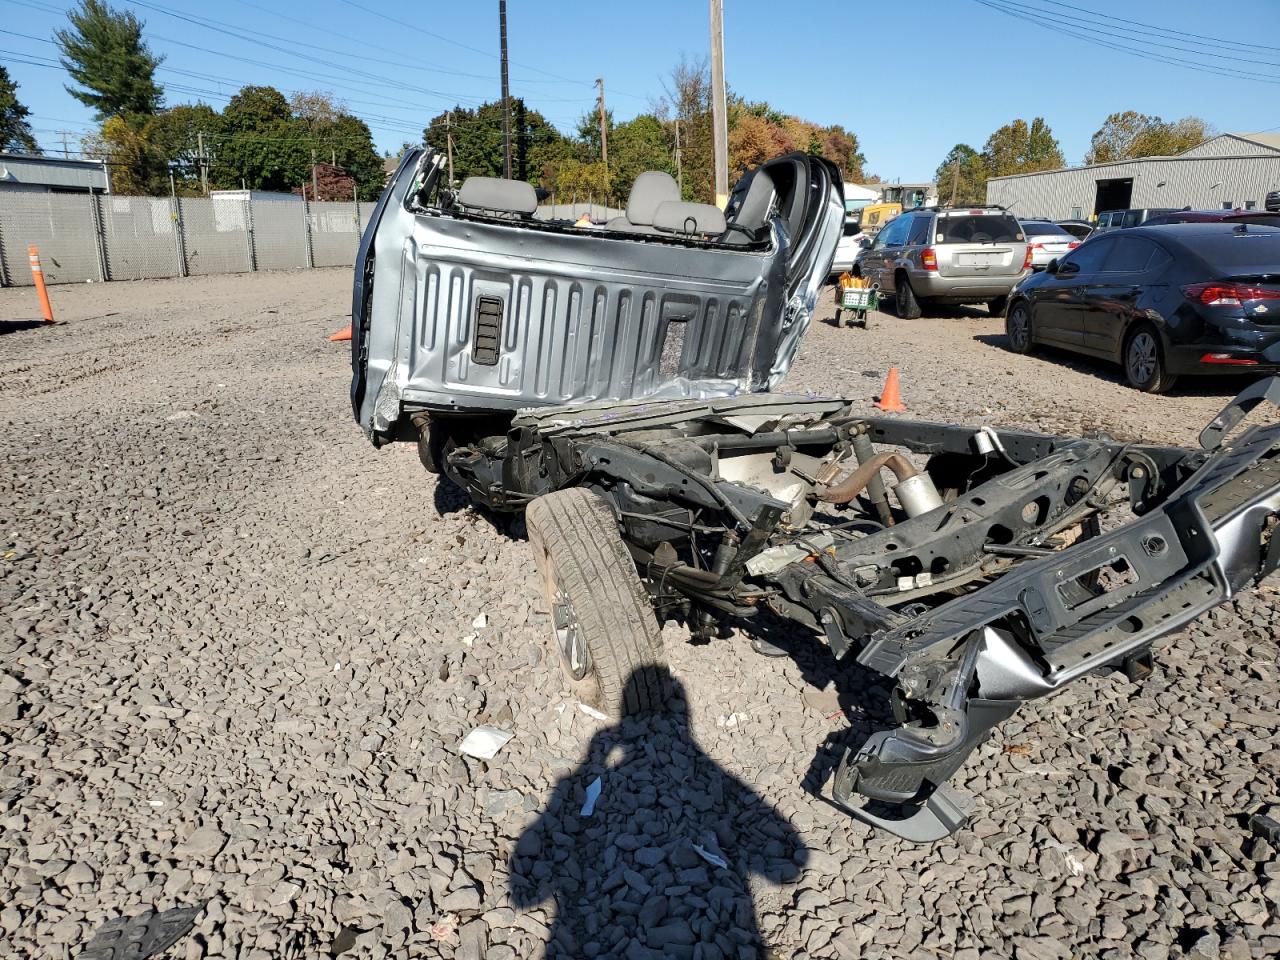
[722,168,776,245]
[652,201,727,238]
[457,177,538,217]
[609,171,681,234]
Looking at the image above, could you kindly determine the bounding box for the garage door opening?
[1094,178,1133,216]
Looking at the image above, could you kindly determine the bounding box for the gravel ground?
[3,271,1279,959]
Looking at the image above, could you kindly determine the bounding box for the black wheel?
[987,295,1009,316]
[526,488,670,718]
[1005,300,1035,354]
[895,275,922,319]
[1123,323,1178,393]
[416,420,446,474]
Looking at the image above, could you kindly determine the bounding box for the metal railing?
[0,191,367,286]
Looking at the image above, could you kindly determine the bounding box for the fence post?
[89,189,109,282]
[301,195,314,269]
[0,212,9,287]
[172,195,189,278]
[244,195,257,271]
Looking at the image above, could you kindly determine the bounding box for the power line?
[1006,0,1280,71]
[972,0,1280,86]
[1026,0,1280,56]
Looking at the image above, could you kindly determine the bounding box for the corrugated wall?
[986,156,1280,220]
[1180,136,1280,159]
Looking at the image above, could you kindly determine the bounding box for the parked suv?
[1094,208,1178,232]
[855,206,1030,318]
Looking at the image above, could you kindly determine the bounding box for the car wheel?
[526,488,670,719]
[416,420,447,474]
[1124,324,1178,393]
[1005,301,1035,354]
[895,275,922,319]
[987,295,1009,317]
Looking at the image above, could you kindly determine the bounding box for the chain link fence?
[0,191,370,287]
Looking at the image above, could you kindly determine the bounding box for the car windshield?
[936,214,1023,244]
[1022,222,1072,237]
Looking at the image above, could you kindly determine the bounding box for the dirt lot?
[3,271,1279,959]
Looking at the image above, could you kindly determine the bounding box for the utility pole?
[674,120,683,197]
[595,77,608,171]
[499,0,512,179]
[311,148,319,201]
[197,131,208,195]
[709,0,729,208]
[59,130,70,159]
[446,111,455,187]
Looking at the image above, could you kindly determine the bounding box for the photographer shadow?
[509,667,807,959]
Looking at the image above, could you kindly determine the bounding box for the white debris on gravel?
[2,273,1280,958]
[458,726,513,760]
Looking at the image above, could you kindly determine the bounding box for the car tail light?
[1022,246,1034,269]
[1183,282,1280,306]
[1067,241,1081,249]
[1200,353,1259,365]
[921,247,937,271]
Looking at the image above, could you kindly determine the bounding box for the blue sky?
[2,0,1277,181]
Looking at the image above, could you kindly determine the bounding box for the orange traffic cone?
[328,324,352,342]
[874,367,906,412]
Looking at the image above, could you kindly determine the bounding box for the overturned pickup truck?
[350,147,1280,840]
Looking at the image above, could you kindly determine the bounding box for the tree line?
[935,112,1213,206]
[1,2,868,205]
[422,56,867,206]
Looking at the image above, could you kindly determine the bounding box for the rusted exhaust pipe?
[820,451,943,517]
[820,452,919,504]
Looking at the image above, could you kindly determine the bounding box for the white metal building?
[985,133,1280,220]
[0,152,110,194]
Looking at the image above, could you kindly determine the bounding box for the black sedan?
[1005,223,1280,392]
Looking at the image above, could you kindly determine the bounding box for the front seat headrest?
[625,171,681,227]
[457,177,538,216]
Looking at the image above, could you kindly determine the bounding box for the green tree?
[211,86,308,192]
[0,65,38,153]
[82,115,164,193]
[608,114,674,198]
[314,113,384,201]
[935,143,987,205]
[146,103,219,192]
[981,118,1064,177]
[424,99,562,186]
[1085,111,1212,164]
[56,0,163,122]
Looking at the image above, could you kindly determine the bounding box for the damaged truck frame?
[351,147,1280,840]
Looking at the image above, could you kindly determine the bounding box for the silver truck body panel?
[351,149,844,441]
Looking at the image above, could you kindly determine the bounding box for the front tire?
[526,489,670,718]
[895,275,922,319]
[1124,323,1178,393]
[1005,301,1035,354]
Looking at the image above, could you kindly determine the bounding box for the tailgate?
[933,211,1026,278]
[936,242,1024,277]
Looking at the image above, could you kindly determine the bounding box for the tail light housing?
[1067,241,1081,249]
[1200,353,1259,365]
[1183,282,1280,307]
[921,247,937,271]
[1022,246,1034,269]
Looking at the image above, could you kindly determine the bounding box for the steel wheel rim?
[552,588,590,680]
[1128,332,1157,384]
[1010,307,1029,349]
